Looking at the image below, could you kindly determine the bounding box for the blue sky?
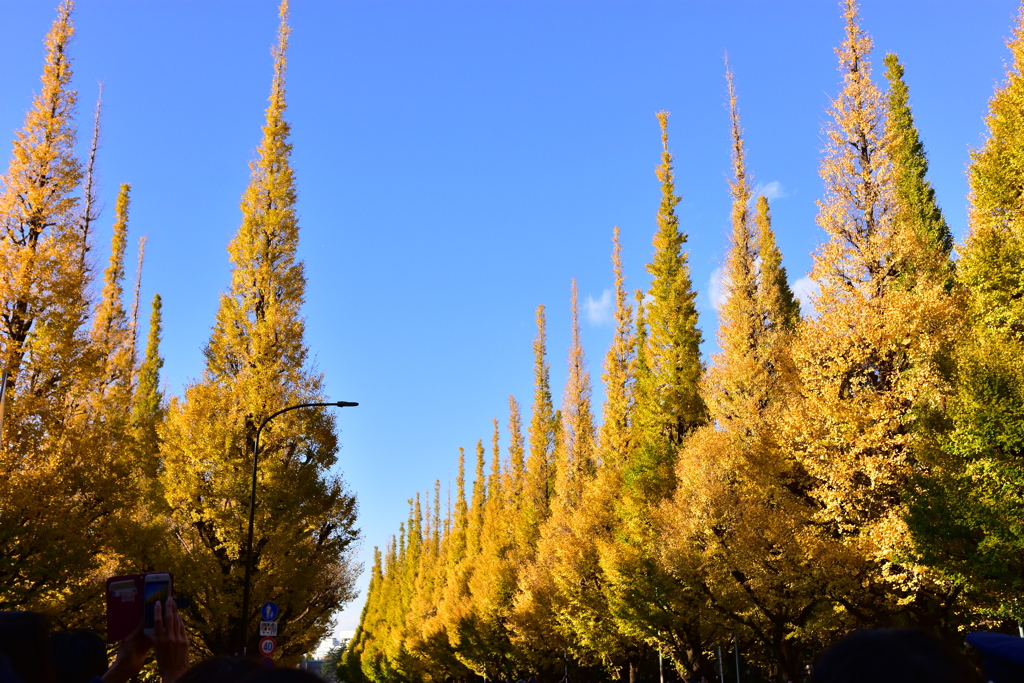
[1,0,1017,639]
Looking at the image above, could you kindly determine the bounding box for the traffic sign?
[260,656,275,668]
[259,636,277,655]
[259,621,278,637]
[260,602,279,621]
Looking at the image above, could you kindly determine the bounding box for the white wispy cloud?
[753,180,788,202]
[708,267,728,312]
[585,289,614,325]
[791,275,819,318]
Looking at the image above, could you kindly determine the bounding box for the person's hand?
[102,622,152,683]
[153,597,189,683]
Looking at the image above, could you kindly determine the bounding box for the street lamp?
[240,399,358,656]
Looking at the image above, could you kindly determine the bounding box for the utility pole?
[733,632,740,683]
[0,370,9,449]
[239,399,358,655]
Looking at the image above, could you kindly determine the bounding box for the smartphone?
[143,572,172,636]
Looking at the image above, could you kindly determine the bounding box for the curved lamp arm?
[240,400,358,655]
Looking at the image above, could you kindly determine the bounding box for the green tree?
[909,3,1024,624]
[883,52,954,288]
[158,1,359,661]
[132,293,164,462]
[600,113,708,681]
[633,112,706,451]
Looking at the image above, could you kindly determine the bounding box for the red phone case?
[105,572,174,642]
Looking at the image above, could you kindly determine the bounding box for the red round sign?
[259,636,276,655]
[260,656,275,668]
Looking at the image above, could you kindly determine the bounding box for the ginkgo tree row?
[0,1,359,667]
[344,2,1024,681]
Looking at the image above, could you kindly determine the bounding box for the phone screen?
[143,579,170,630]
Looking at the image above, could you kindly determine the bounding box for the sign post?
[258,601,280,660]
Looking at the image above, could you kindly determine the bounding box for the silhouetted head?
[811,629,979,683]
[240,669,324,683]
[965,632,1024,683]
[177,657,261,683]
[0,612,55,683]
[49,630,107,683]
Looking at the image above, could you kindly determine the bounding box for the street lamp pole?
[240,399,358,656]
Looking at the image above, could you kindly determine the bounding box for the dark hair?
[240,669,325,683]
[177,657,261,683]
[811,629,980,683]
[49,630,107,683]
[0,612,55,683]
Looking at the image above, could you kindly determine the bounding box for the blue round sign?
[260,602,279,621]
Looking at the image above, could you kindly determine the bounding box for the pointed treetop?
[80,83,102,269]
[558,279,595,504]
[718,62,758,362]
[651,112,685,275]
[705,69,766,428]
[92,184,131,348]
[961,2,1024,336]
[839,0,870,74]
[204,0,305,386]
[755,197,800,332]
[638,112,705,446]
[132,293,164,443]
[725,55,752,212]
[814,0,894,303]
[270,0,290,118]
[598,227,634,462]
[128,236,147,368]
[490,417,501,485]
[507,395,525,494]
[525,303,556,526]
[1,0,82,300]
[531,304,552,417]
[883,52,954,282]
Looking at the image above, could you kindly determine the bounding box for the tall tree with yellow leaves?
[521,304,557,546]
[87,185,140,504]
[556,280,597,507]
[90,185,134,415]
[0,1,125,622]
[659,67,825,680]
[509,305,565,668]
[346,547,386,682]
[550,230,645,678]
[443,440,493,674]
[513,285,596,672]
[405,478,466,682]
[784,0,961,632]
[463,421,518,679]
[158,1,359,660]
